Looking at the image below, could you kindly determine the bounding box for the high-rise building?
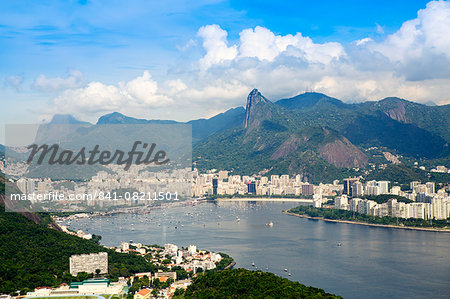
[247,181,256,194]
[302,184,314,196]
[352,181,364,196]
[335,195,349,210]
[212,178,218,195]
[343,178,359,196]
[377,181,390,194]
[425,182,435,194]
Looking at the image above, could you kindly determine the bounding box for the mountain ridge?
[26,89,448,181]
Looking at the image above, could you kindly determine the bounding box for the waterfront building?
[212,178,218,195]
[302,184,314,196]
[247,181,256,194]
[335,195,349,210]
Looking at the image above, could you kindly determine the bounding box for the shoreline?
[283,211,450,233]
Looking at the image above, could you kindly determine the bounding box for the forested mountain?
[193,89,449,181]
[194,89,368,183]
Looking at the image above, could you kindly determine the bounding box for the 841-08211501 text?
[97,191,179,201]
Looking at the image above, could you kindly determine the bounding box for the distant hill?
[189,107,245,143]
[276,92,345,110]
[49,114,91,125]
[97,112,178,125]
[96,109,245,144]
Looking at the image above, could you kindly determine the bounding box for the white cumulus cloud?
[372,1,450,64]
[51,71,173,118]
[32,69,85,92]
[238,26,345,64]
[198,25,238,70]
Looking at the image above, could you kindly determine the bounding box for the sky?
[1,0,450,132]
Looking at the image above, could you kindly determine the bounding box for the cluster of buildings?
[192,169,341,198]
[341,178,438,199]
[118,241,223,274]
[333,179,450,220]
[11,165,192,210]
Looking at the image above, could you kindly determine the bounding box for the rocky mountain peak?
[243,89,271,129]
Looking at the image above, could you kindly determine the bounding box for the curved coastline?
[283,211,450,233]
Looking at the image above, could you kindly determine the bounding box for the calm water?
[64,201,450,299]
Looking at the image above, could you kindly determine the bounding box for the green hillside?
[276,94,449,159]
[182,268,341,299]
[194,126,356,183]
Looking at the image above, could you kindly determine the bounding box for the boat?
[252,262,255,267]
[337,242,342,247]
[284,268,288,272]
[266,221,274,227]
[288,272,291,276]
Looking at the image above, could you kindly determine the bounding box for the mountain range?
[3,90,449,183]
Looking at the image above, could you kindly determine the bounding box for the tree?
[174,288,185,296]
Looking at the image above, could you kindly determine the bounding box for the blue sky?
[1,0,449,133]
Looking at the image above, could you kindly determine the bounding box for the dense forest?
[178,268,341,298]
[288,206,450,229]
